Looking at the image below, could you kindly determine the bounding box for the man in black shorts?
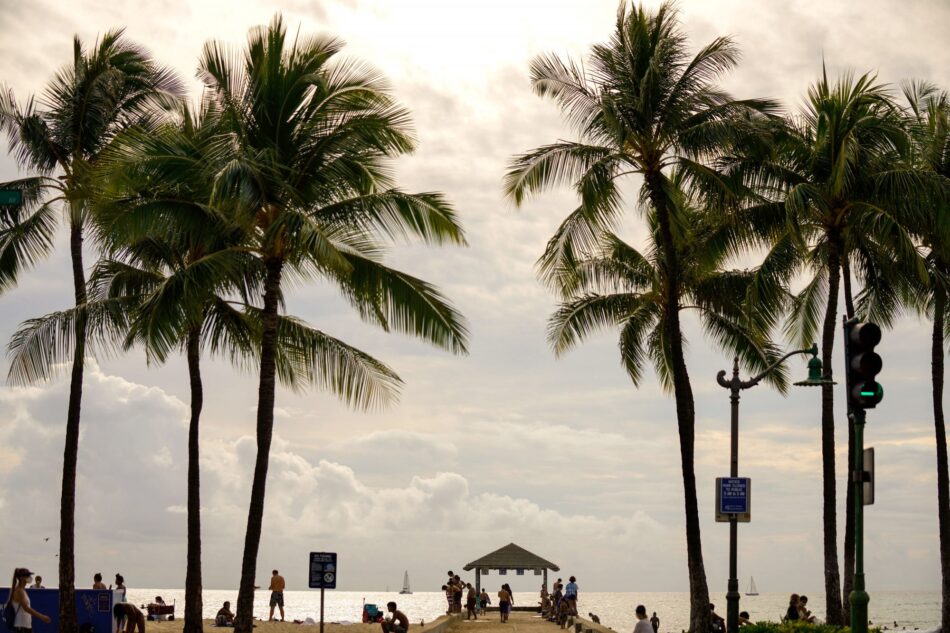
[381,602,408,633]
[269,569,286,621]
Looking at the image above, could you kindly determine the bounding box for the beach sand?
[150,617,439,633]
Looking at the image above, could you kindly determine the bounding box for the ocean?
[125,590,941,633]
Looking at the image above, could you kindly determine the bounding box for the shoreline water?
[125,590,941,633]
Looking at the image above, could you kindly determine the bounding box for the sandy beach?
[150,617,445,633]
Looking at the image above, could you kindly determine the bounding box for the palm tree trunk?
[820,235,844,625]
[59,221,86,633]
[647,171,710,633]
[234,259,284,633]
[184,329,204,633]
[841,259,855,625]
[931,285,950,633]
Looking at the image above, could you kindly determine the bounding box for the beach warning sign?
[715,477,751,523]
[309,552,337,589]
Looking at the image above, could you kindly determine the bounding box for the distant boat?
[746,577,759,596]
[399,571,412,595]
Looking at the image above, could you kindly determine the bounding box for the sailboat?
[745,577,759,596]
[399,570,412,595]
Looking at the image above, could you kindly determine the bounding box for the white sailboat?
[745,576,759,596]
[399,570,412,595]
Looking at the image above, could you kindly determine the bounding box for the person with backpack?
[6,568,51,632]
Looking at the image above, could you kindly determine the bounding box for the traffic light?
[844,320,883,409]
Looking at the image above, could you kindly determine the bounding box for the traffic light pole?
[850,407,869,633]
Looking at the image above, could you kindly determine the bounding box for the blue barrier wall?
[0,589,118,633]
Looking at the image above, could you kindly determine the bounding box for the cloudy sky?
[1,0,949,597]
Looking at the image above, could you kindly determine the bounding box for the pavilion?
[463,542,560,593]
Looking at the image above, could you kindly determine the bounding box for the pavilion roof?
[463,542,560,572]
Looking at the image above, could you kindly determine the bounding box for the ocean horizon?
[123,589,941,633]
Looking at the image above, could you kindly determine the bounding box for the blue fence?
[0,589,118,633]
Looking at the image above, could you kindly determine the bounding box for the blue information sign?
[309,552,337,589]
[719,477,750,514]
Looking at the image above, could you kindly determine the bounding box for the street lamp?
[716,344,834,633]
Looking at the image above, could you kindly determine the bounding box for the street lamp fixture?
[716,343,834,633]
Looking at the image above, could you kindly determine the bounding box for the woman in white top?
[632,605,654,633]
[9,568,51,632]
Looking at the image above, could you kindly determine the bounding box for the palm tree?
[196,17,470,632]
[877,81,950,633]
[89,104,256,633]
[0,31,181,633]
[736,69,922,624]
[504,4,778,631]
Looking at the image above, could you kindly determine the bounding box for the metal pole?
[320,586,325,633]
[850,409,869,633]
[726,358,741,633]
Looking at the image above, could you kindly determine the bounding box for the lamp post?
[716,344,833,633]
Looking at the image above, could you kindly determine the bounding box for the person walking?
[650,611,660,633]
[269,569,286,621]
[8,568,51,632]
[633,606,653,633]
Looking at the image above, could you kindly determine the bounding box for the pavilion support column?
[476,568,480,594]
[544,568,548,589]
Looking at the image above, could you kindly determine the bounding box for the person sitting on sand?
[739,611,752,627]
[216,601,235,627]
[709,604,725,633]
[497,586,511,623]
[114,602,146,633]
[634,605,653,633]
[798,596,816,623]
[785,595,801,623]
[93,573,107,590]
[381,602,408,633]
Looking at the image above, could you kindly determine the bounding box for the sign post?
[309,552,337,633]
[715,477,751,522]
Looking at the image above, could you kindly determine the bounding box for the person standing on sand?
[497,586,511,623]
[8,568,51,632]
[479,589,490,615]
[564,576,578,615]
[465,583,478,620]
[442,585,451,614]
[650,611,660,633]
[269,569,286,621]
[633,605,653,633]
[93,573,107,590]
[381,602,408,633]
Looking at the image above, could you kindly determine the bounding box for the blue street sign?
[719,477,750,514]
[309,552,337,589]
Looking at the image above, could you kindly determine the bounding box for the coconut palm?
[734,69,925,624]
[88,105,256,633]
[504,3,781,630]
[861,81,950,633]
[0,31,181,633]
[196,16,470,632]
